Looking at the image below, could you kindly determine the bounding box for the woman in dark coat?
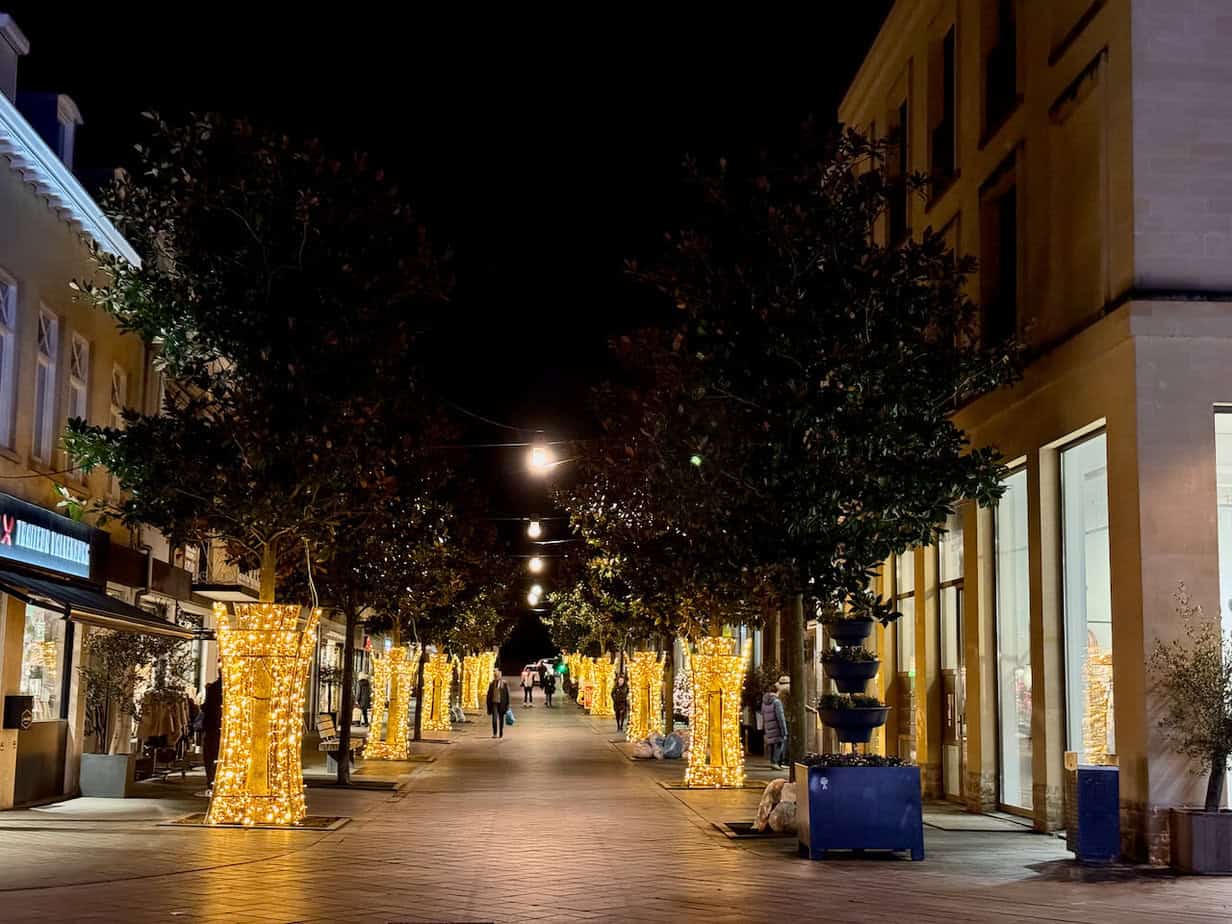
[202,671,223,789]
[356,673,372,726]
[611,674,630,732]
[485,669,510,738]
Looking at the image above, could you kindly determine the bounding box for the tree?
[1148,584,1232,812]
[567,127,1020,763]
[67,113,451,601]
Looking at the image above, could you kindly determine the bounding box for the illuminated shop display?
[590,656,615,717]
[421,652,453,733]
[683,636,752,788]
[461,654,481,710]
[365,645,417,760]
[206,602,319,826]
[625,651,665,742]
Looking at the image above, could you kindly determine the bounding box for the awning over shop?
[0,566,197,639]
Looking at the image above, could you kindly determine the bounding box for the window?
[895,550,916,675]
[108,365,127,495]
[20,605,66,721]
[32,310,59,464]
[930,26,958,188]
[1061,432,1113,763]
[980,160,1018,345]
[995,467,1032,810]
[67,334,89,478]
[984,0,1018,134]
[939,512,964,672]
[0,272,16,449]
[888,100,910,245]
[1214,412,1232,800]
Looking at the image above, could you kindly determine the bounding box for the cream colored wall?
[0,163,144,545]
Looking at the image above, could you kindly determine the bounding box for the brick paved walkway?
[1,690,1231,922]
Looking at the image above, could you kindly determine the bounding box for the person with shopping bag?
[486,668,510,738]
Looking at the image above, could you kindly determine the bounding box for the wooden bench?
[317,713,363,773]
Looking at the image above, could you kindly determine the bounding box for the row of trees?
[67,113,517,783]
[553,127,1022,765]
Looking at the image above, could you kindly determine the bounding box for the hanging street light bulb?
[527,520,542,539]
[530,584,543,598]
[527,590,539,606]
[529,444,556,474]
[528,556,544,574]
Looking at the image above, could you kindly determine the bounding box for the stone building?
[838,0,1232,862]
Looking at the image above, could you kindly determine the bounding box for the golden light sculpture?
[421,652,453,733]
[1083,643,1116,765]
[365,645,417,760]
[580,657,596,710]
[461,654,481,710]
[683,636,752,789]
[590,656,616,717]
[206,602,319,826]
[626,650,665,742]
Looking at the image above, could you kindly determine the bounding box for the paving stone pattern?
[0,689,1230,922]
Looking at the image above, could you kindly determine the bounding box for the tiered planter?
[798,613,924,861]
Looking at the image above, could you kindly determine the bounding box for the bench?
[317,713,363,774]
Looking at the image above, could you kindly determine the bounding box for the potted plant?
[818,594,901,645]
[816,693,891,744]
[796,752,924,861]
[820,647,879,694]
[78,628,191,798]
[1148,584,1232,874]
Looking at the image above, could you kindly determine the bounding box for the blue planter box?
[796,763,924,861]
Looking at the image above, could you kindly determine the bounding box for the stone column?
[1030,448,1066,832]
[915,547,943,799]
[0,595,26,809]
[964,502,998,812]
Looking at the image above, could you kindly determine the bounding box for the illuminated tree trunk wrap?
[625,650,665,742]
[683,635,751,788]
[365,645,416,760]
[590,656,616,717]
[421,652,453,732]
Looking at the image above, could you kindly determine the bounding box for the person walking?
[521,667,534,707]
[356,672,371,726]
[201,669,223,793]
[486,669,510,738]
[762,688,788,769]
[611,674,630,732]
[543,670,556,708]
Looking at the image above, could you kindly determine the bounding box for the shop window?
[984,0,1019,135]
[32,309,58,464]
[1214,412,1232,799]
[929,26,958,191]
[1061,432,1114,763]
[895,550,916,675]
[20,605,66,721]
[995,467,1032,810]
[939,512,964,671]
[0,270,17,449]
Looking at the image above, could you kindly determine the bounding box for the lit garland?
[580,657,596,710]
[421,652,453,733]
[590,656,615,717]
[460,654,481,710]
[206,602,319,826]
[1083,642,1115,764]
[477,649,497,690]
[625,650,665,742]
[683,636,752,789]
[365,645,417,760]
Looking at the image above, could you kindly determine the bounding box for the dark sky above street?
[8,4,891,657]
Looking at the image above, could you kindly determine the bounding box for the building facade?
[836,0,1232,863]
[0,14,206,808]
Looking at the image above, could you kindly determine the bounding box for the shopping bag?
[505,709,516,725]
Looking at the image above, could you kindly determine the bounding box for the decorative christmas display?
[477,650,498,690]
[461,654,481,710]
[625,651,664,742]
[673,670,693,720]
[590,656,615,717]
[579,657,596,710]
[683,636,751,788]
[206,602,319,826]
[421,652,453,733]
[365,645,417,760]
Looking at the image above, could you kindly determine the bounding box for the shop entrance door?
[940,582,965,802]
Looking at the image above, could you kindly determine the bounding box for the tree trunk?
[259,543,277,603]
[786,593,806,779]
[1206,751,1227,813]
[334,608,358,785]
[412,646,427,742]
[661,632,675,736]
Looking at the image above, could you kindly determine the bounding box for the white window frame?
[67,333,90,481]
[0,270,18,450]
[32,308,59,465]
[108,364,127,496]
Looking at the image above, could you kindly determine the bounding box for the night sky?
[9,4,891,661]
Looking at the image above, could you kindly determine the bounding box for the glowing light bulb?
[529,445,555,473]
[527,520,542,539]
[528,556,544,574]
[527,590,540,606]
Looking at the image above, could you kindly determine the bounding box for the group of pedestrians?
[519,664,556,707]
